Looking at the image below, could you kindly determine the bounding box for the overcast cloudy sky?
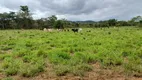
[0,0,142,21]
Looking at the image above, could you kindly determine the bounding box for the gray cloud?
[0,0,142,21]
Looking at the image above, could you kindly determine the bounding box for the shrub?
[97,52,123,66]
[19,63,44,77]
[22,55,32,63]
[13,49,28,57]
[123,55,142,76]
[0,54,11,60]
[1,46,13,51]
[36,50,48,58]
[2,77,14,80]
[72,52,96,63]
[71,63,92,76]
[54,65,69,76]
[1,57,22,76]
[48,51,71,64]
[5,66,18,76]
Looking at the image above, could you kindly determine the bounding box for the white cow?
[43,28,53,32]
[47,29,53,32]
[78,28,82,32]
[43,28,47,31]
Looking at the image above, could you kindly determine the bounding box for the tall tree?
[108,19,117,26]
[17,5,33,29]
[131,16,142,22]
[0,13,10,29]
[47,15,57,28]
[19,6,30,18]
[128,16,142,26]
[54,20,64,29]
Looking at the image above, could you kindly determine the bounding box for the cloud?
[0,0,142,21]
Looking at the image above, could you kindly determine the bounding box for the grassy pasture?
[0,27,142,79]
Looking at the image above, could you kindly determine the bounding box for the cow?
[72,28,79,33]
[43,28,53,32]
[43,28,47,31]
[78,28,82,32]
[47,29,53,32]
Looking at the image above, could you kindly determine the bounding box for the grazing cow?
[72,28,79,33]
[43,28,53,32]
[57,29,63,32]
[43,28,47,31]
[47,29,53,32]
[78,28,82,32]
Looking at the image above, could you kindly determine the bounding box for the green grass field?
[0,27,142,80]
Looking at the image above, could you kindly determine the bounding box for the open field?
[0,27,142,80]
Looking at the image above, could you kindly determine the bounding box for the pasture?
[0,27,142,80]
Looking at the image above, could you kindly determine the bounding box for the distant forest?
[0,6,142,29]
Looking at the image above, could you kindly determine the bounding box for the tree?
[139,20,142,27]
[75,23,79,27]
[116,21,128,26]
[19,6,30,18]
[108,19,117,26]
[131,16,142,22]
[54,20,64,29]
[48,15,57,28]
[17,5,33,29]
[130,16,142,26]
[0,12,11,29]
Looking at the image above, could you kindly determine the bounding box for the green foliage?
[96,52,123,66]
[1,57,22,76]
[0,27,142,78]
[123,55,142,76]
[19,63,44,77]
[71,63,92,76]
[54,20,64,29]
[72,52,96,63]
[2,77,14,80]
[36,50,48,58]
[0,5,142,30]
[138,20,142,27]
[48,51,71,64]
[54,65,70,76]
[108,19,117,26]
[48,15,57,28]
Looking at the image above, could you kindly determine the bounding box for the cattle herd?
[43,28,83,33]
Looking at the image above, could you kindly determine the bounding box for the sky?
[0,0,142,21]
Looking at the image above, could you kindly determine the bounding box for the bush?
[2,77,14,80]
[1,57,22,76]
[123,55,142,76]
[54,65,69,76]
[72,52,96,63]
[36,50,48,58]
[25,41,33,47]
[5,66,18,76]
[19,63,44,77]
[13,49,28,57]
[48,51,71,64]
[71,63,92,76]
[96,52,123,66]
[0,54,11,60]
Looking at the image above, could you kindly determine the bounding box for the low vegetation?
[0,27,142,79]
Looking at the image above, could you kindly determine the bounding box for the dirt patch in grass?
[0,50,12,54]
[1,63,142,80]
[0,73,5,79]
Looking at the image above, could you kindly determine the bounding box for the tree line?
[0,6,142,29]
